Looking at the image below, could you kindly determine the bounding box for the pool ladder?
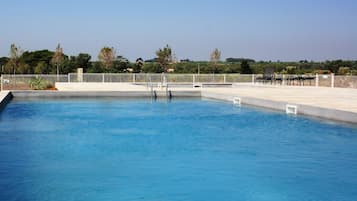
[149,83,157,100]
[149,84,171,100]
[165,84,172,100]
[147,77,172,101]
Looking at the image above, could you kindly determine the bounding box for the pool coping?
[1,90,357,124]
[9,90,201,98]
[0,91,12,112]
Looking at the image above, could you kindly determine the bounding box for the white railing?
[67,73,234,84]
[67,73,255,84]
[0,73,356,90]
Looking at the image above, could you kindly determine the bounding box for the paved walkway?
[204,85,357,113]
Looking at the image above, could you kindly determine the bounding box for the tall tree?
[210,48,221,73]
[156,45,172,72]
[51,44,65,76]
[98,47,115,69]
[8,44,23,75]
[210,48,221,64]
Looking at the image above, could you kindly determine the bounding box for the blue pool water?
[0,98,357,201]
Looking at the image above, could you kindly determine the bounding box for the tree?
[34,62,47,74]
[210,48,221,73]
[142,62,164,73]
[8,44,23,75]
[60,53,92,74]
[240,60,253,74]
[134,58,144,73]
[112,56,130,73]
[61,56,76,74]
[18,63,31,74]
[76,53,92,72]
[210,48,221,64]
[325,60,347,74]
[87,62,103,73]
[226,58,255,63]
[338,67,351,75]
[0,57,9,66]
[156,45,172,72]
[51,44,65,76]
[98,47,115,69]
[0,57,9,74]
[22,50,54,73]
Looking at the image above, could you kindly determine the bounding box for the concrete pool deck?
[202,85,357,124]
[1,83,357,124]
[204,85,357,112]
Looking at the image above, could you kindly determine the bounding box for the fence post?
[14,74,16,90]
[132,74,136,83]
[252,74,255,84]
[282,74,285,85]
[0,74,3,91]
[223,74,226,83]
[102,73,105,83]
[331,73,335,88]
[68,73,70,83]
[315,73,319,87]
[193,74,195,84]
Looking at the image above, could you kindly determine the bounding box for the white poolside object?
[286,104,298,115]
[233,97,241,106]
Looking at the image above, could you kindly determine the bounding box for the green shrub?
[29,77,53,90]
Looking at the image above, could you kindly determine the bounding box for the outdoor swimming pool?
[0,98,357,201]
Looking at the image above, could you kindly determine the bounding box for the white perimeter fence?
[0,73,356,90]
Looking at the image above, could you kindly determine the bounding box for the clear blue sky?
[1,0,356,61]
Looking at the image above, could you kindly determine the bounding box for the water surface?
[0,98,357,201]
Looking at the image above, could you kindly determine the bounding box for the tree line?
[0,44,356,75]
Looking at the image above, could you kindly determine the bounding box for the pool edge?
[201,91,357,124]
[10,90,202,99]
[5,90,357,125]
